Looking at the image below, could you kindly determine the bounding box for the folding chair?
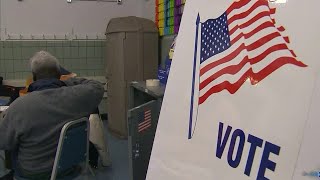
[50,117,94,180]
[13,118,94,180]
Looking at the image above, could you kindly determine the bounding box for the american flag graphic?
[138,109,152,133]
[188,0,307,139]
[198,0,307,105]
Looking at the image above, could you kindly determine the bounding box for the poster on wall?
[147,0,320,180]
[158,35,178,85]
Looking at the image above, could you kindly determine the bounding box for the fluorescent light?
[269,0,288,4]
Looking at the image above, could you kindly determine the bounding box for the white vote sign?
[147,0,320,179]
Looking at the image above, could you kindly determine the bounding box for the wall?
[0,0,153,79]
[0,0,143,39]
[138,0,155,21]
[0,40,105,79]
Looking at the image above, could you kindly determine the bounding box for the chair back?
[50,117,90,180]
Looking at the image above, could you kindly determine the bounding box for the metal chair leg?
[87,164,95,176]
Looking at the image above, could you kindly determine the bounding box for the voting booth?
[147,0,320,180]
[105,17,159,138]
[127,81,165,180]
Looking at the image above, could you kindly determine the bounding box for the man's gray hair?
[30,51,60,73]
[30,51,61,80]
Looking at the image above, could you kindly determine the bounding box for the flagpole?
[188,13,200,139]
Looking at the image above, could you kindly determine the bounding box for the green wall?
[0,40,106,79]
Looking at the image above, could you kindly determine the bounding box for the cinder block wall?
[0,40,106,79]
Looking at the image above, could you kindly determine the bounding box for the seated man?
[0,51,104,179]
[19,58,111,168]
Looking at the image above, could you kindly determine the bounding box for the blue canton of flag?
[200,13,231,63]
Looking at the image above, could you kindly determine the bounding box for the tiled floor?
[75,120,130,180]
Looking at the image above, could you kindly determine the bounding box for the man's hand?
[60,73,77,81]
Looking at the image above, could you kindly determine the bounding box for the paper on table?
[0,106,9,112]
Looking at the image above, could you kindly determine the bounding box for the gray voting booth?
[105,16,166,180]
[128,82,165,180]
[105,17,159,138]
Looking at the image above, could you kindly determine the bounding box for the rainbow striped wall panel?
[155,0,185,36]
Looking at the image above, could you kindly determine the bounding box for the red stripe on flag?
[139,124,151,131]
[290,50,297,57]
[138,120,151,132]
[228,0,270,25]
[139,124,151,132]
[270,8,276,15]
[226,0,251,14]
[231,21,278,42]
[139,119,151,127]
[199,57,307,104]
[232,30,281,47]
[200,44,292,90]
[139,118,151,126]
[138,109,152,132]
[200,32,282,76]
[283,36,290,43]
[229,11,273,36]
[229,26,237,36]
[200,44,245,76]
[277,26,285,32]
[250,44,290,64]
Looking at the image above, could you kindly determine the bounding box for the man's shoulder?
[9,91,47,110]
[8,95,31,111]
[9,86,79,110]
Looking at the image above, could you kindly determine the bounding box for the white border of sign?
[148,0,320,180]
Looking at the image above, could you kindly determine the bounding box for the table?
[0,106,9,112]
